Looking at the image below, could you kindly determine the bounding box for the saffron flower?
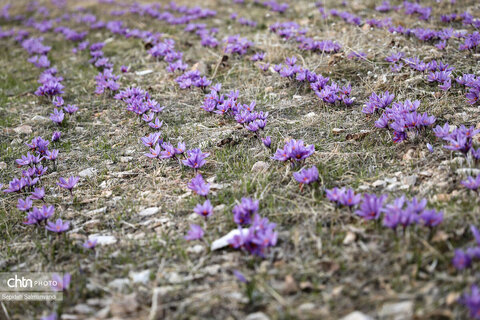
[262,136,271,148]
[51,131,61,142]
[17,197,33,211]
[33,205,55,221]
[233,197,259,225]
[355,194,387,220]
[49,108,64,124]
[83,239,97,249]
[229,214,277,257]
[194,199,214,218]
[182,149,210,170]
[293,166,319,185]
[419,209,443,227]
[461,285,480,319]
[51,273,71,291]
[339,188,362,207]
[184,224,204,241]
[46,219,70,233]
[452,249,472,270]
[57,176,79,194]
[63,104,78,114]
[461,175,480,191]
[187,174,210,197]
[273,139,314,163]
[326,187,346,203]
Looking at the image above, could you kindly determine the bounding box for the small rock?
[401,175,417,187]
[79,168,97,178]
[252,161,269,173]
[372,180,386,188]
[332,128,345,135]
[13,125,32,134]
[187,244,204,254]
[402,149,415,161]
[108,278,130,292]
[379,301,413,320]
[129,270,150,284]
[191,61,207,75]
[343,231,356,245]
[135,69,153,76]
[73,304,95,314]
[139,207,159,217]
[341,311,373,320]
[211,228,249,251]
[90,235,117,245]
[119,156,133,163]
[304,112,316,119]
[85,207,107,217]
[110,293,138,316]
[282,275,298,295]
[0,162,6,170]
[83,219,101,231]
[245,312,270,320]
[298,303,316,311]
[31,115,49,123]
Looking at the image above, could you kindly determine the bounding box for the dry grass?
[1,0,480,319]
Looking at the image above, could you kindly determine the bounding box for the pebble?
[251,161,270,172]
[245,312,270,320]
[79,167,97,178]
[379,301,413,320]
[139,207,159,217]
[13,125,32,134]
[340,311,373,320]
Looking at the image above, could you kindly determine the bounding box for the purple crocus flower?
[31,187,45,201]
[51,131,61,142]
[148,118,163,129]
[45,149,59,161]
[262,136,271,148]
[83,239,97,249]
[232,197,259,225]
[355,194,387,220]
[325,187,346,203]
[419,209,443,227]
[17,197,33,211]
[141,132,162,148]
[182,149,210,170]
[63,104,78,114]
[194,199,214,218]
[339,188,362,207]
[41,313,57,320]
[452,249,472,270]
[184,224,204,241]
[233,269,247,283]
[461,175,480,191]
[461,285,480,319]
[145,144,161,159]
[57,176,79,194]
[33,205,55,221]
[293,166,319,185]
[51,273,71,291]
[49,108,64,124]
[188,174,210,197]
[46,219,70,233]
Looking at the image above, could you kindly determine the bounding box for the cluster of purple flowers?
[434,123,479,155]
[272,57,353,106]
[259,0,288,13]
[371,98,436,143]
[326,189,443,232]
[452,225,480,270]
[184,23,219,48]
[201,84,269,135]
[293,166,319,187]
[270,21,341,54]
[86,42,120,94]
[273,139,315,163]
[228,198,278,257]
[230,13,257,28]
[224,34,253,55]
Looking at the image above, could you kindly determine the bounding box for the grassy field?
[1,0,480,319]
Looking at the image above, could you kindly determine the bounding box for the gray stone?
[379,301,413,320]
[108,278,130,291]
[129,270,150,284]
[79,168,97,178]
[245,312,270,320]
[13,125,32,134]
[341,311,373,320]
[139,207,159,217]
[31,115,49,123]
[252,161,270,173]
[90,235,117,245]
